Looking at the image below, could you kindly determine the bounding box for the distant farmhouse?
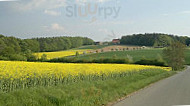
[112,39,120,45]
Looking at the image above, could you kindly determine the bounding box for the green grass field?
[185,49,190,65]
[76,49,162,60]
[74,45,111,50]
[76,48,190,65]
[0,70,175,106]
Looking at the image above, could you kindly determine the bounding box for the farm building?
[112,39,120,45]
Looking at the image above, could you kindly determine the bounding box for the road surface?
[114,66,190,106]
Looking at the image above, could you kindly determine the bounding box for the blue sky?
[0,0,190,41]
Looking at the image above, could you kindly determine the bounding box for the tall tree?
[0,39,6,54]
[163,42,186,70]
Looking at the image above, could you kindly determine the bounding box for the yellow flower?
[0,61,171,81]
[34,49,91,59]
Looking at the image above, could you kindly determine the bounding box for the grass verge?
[0,70,176,106]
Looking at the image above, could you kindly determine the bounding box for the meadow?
[0,61,174,106]
[75,45,111,50]
[76,48,190,65]
[76,49,161,60]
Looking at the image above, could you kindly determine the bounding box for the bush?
[9,54,27,61]
[75,51,79,57]
[40,54,48,62]
[48,58,130,64]
[135,59,166,66]
[27,55,37,61]
[24,50,37,61]
[126,55,133,63]
[0,56,9,60]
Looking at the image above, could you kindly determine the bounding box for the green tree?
[0,47,15,57]
[0,34,94,61]
[75,51,79,57]
[23,39,40,52]
[41,54,47,61]
[0,39,6,54]
[120,33,190,47]
[163,42,186,71]
[24,50,37,61]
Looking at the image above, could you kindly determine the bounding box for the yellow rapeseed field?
[0,61,171,92]
[0,61,171,80]
[34,49,91,59]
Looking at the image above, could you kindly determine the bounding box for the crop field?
[34,45,143,60]
[0,61,174,106]
[0,61,171,92]
[34,49,91,59]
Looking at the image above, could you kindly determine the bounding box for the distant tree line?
[35,37,94,52]
[0,34,94,61]
[120,33,190,47]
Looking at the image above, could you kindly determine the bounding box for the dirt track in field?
[89,45,145,53]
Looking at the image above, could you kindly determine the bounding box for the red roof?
[112,39,120,43]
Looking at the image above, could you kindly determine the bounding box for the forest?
[120,33,190,47]
[0,34,94,61]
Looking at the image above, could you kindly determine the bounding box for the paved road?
[114,66,190,106]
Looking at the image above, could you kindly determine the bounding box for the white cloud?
[162,13,169,16]
[91,20,134,26]
[74,0,113,5]
[161,11,190,16]
[98,0,111,3]
[44,10,61,16]
[12,0,67,11]
[98,29,109,34]
[0,0,18,1]
[180,11,190,14]
[51,23,65,31]
[76,0,111,3]
[41,23,65,31]
[98,29,118,41]
[11,0,115,12]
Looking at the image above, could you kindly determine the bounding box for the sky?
[1,0,190,41]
